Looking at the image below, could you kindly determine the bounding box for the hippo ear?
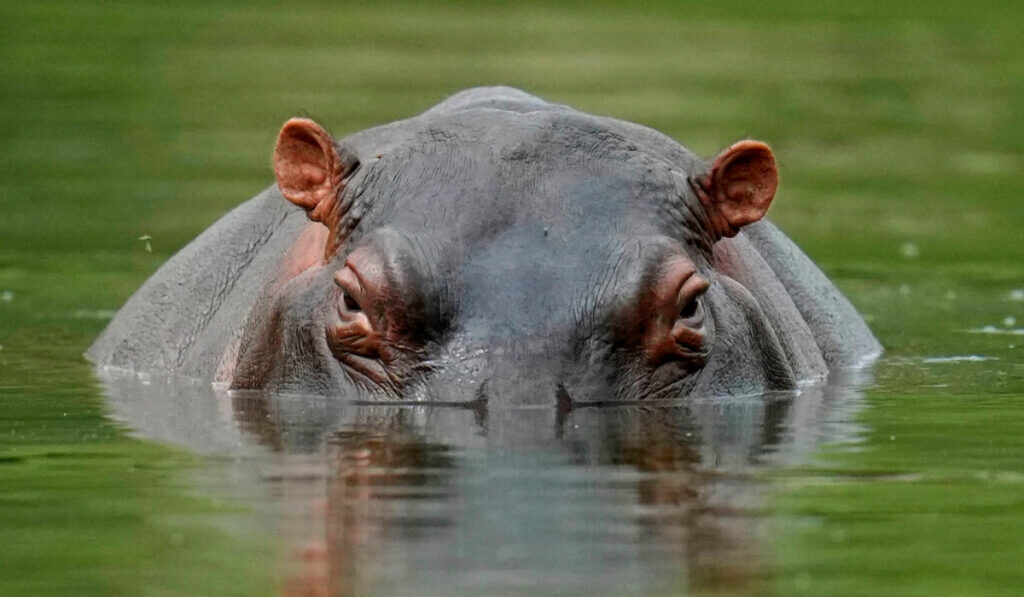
[273,118,359,255]
[691,140,778,239]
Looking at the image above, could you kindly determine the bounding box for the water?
[2,1,1022,595]
[94,367,873,596]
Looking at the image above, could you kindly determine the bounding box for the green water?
[1,1,1021,595]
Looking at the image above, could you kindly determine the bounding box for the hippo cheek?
[690,279,796,397]
[230,267,348,396]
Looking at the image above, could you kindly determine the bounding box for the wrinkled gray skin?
[88,87,880,406]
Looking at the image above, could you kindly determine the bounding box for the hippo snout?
[416,338,571,407]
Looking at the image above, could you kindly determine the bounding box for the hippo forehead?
[342,109,714,265]
[332,111,717,339]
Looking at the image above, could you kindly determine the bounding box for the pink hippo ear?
[691,140,778,239]
[273,118,360,257]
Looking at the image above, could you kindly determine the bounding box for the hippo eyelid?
[675,273,709,327]
[677,273,710,307]
[333,264,365,295]
[335,264,377,315]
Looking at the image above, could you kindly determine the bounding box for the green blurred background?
[1,1,1022,595]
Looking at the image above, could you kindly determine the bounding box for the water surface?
[95,367,873,596]
[1,1,1022,595]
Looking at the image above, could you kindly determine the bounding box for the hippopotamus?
[87,87,880,405]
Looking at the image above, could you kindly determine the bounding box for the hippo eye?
[678,295,704,327]
[669,275,710,354]
[328,267,380,362]
[327,254,417,391]
[342,290,362,313]
[644,261,711,365]
[679,297,699,320]
[676,274,709,324]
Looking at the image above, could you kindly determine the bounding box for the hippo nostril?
[469,372,569,408]
[474,379,489,403]
[556,384,573,410]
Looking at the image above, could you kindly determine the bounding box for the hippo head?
[230,106,788,405]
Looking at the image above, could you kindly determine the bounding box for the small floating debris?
[899,242,919,259]
[138,234,152,253]
[1009,289,1024,302]
[0,291,12,303]
[922,355,997,363]
[1004,316,1017,327]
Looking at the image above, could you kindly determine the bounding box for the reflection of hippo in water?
[94,365,873,596]
[88,87,879,404]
